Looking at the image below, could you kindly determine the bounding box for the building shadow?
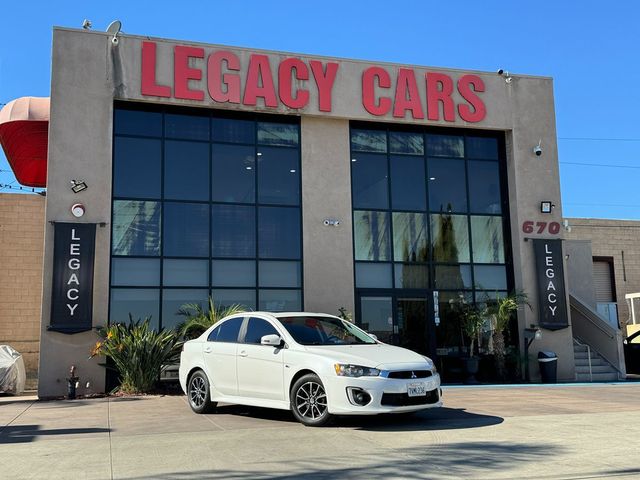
[0,425,111,444]
[120,441,567,479]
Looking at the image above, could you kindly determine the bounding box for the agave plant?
[90,316,182,394]
[176,297,248,340]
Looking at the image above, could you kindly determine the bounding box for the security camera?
[497,69,504,75]
[82,19,92,30]
[533,140,543,156]
[111,36,119,46]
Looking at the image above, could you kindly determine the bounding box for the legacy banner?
[49,223,96,333]
[533,239,569,330]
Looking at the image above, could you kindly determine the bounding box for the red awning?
[0,97,50,187]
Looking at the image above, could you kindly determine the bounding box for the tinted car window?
[208,317,244,342]
[244,317,279,344]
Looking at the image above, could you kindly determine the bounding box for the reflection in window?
[110,289,160,328]
[351,153,389,209]
[212,144,255,203]
[259,289,301,311]
[165,113,210,141]
[258,207,301,259]
[114,109,162,137]
[390,155,426,211]
[257,122,298,146]
[163,259,208,287]
[394,264,428,289]
[162,289,209,330]
[245,318,279,344]
[212,289,256,310]
[434,291,473,356]
[466,137,498,159]
[471,216,505,263]
[359,296,393,343]
[111,258,160,286]
[164,141,210,201]
[468,161,502,214]
[112,201,161,256]
[163,203,209,257]
[212,260,255,287]
[389,132,424,155]
[354,211,391,261]
[430,213,470,263]
[427,134,464,157]
[259,261,301,288]
[393,212,428,262]
[434,265,472,289]
[211,205,256,257]
[113,137,162,199]
[428,158,467,212]
[351,129,387,153]
[257,147,300,205]
[212,118,255,143]
[474,265,507,290]
[355,263,392,288]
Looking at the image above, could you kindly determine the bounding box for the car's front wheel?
[187,370,216,414]
[290,373,331,426]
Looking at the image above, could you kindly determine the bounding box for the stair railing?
[573,338,593,382]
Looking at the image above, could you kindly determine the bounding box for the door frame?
[355,289,437,359]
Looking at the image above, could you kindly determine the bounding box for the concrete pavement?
[1,384,639,479]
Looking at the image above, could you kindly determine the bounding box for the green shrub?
[176,297,247,340]
[90,317,182,394]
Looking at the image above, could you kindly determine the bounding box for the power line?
[560,161,640,169]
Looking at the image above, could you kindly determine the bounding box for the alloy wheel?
[295,381,328,420]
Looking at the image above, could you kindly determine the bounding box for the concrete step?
[575,365,617,374]
[573,351,601,360]
[576,372,619,382]
[574,357,608,367]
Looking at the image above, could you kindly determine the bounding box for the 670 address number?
[522,221,561,235]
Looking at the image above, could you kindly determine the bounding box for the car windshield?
[277,316,376,346]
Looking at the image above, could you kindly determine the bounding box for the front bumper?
[324,372,442,415]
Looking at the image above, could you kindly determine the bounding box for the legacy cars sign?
[140,41,486,123]
[533,239,569,330]
[50,223,96,333]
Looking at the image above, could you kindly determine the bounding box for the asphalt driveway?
[1,384,639,479]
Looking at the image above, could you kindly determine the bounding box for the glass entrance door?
[357,293,436,359]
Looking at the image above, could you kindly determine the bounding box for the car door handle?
[204,346,212,354]
[238,350,248,357]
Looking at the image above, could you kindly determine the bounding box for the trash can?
[538,351,558,383]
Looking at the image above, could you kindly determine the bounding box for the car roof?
[223,311,340,319]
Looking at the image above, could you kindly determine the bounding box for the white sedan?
[179,312,442,426]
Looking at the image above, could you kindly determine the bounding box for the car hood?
[304,343,429,369]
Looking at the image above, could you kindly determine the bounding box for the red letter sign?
[141,41,171,97]
[393,68,424,119]
[208,51,241,104]
[457,75,486,123]
[279,58,310,109]
[426,72,454,122]
[243,55,278,107]
[174,46,205,101]
[362,67,392,116]
[310,61,339,112]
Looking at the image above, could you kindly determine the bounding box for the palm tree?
[486,291,531,380]
[176,297,248,340]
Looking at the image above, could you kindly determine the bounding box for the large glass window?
[111,106,302,329]
[351,124,510,305]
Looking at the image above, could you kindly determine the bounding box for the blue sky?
[1,1,638,219]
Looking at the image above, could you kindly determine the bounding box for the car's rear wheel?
[187,370,216,414]
[290,374,331,427]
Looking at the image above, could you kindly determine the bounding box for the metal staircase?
[573,338,619,382]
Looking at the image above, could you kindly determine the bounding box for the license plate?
[407,382,426,397]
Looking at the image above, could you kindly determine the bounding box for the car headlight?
[334,364,380,377]
[421,355,438,374]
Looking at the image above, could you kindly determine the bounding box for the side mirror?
[261,334,283,347]
[369,334,378,341]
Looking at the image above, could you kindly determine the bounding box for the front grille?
[381,389,439,407]
[387,370,432,379]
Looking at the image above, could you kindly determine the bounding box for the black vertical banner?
[533,239,569,330]
[49,223,96,333]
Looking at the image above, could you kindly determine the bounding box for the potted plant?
[460,303,488,384]
[486,291,531,381]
